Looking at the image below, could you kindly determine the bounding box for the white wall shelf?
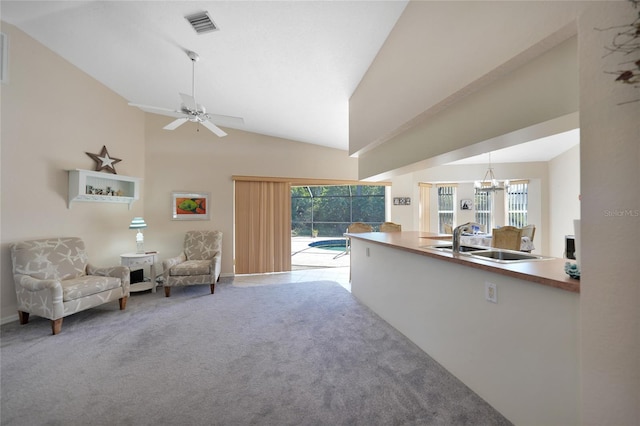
[68,169,141,209]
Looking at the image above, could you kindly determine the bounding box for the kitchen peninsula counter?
[347,231,579,293]
[346,231,580,425]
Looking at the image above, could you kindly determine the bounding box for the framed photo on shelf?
[172,192,210,220]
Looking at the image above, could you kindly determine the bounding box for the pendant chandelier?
[474,153,505,192]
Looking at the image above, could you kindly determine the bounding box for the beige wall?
[0,23,358,322]
[1,23,146,321]
[143,114,358,276]
[351,2,639,424]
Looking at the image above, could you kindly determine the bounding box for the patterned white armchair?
[10,237,130,335]
[162,230,222,297]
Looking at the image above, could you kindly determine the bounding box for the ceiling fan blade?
[163,118,189,130]
[179,93,198,111]
[129,102,185,118]
[201,119,227,137]
[207,113,245,126]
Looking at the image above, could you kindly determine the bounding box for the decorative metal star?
[85,145,122,174]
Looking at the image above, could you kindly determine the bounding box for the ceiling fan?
[128,50,243,137]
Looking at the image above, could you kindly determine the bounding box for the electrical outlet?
[485,282,498,303]
[365,247,370,257]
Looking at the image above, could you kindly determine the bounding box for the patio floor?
[291,236,350,270]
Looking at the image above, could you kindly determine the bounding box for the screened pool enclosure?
[291,185,386,238]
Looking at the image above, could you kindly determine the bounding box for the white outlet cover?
[485,282,498,303]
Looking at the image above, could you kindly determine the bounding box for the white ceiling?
[0,0,408,150]
[1,0,579,163]
[446,128,580,165]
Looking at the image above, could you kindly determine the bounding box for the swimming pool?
[308,239,347,251]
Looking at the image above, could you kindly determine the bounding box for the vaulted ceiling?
[1,1,408,150]
[1,1,579,162]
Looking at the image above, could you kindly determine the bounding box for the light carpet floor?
[1,279,512,425]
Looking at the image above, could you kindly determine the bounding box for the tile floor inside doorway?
[231,237,351,291]
[231,267,350,292]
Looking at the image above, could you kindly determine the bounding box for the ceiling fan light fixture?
[185,11,218,35]
[128,49,243,138]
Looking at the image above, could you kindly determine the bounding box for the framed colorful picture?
[172,192,210,220]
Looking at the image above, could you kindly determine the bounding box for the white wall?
[390,161,551,254]
[578,4,640,425]
[350,238,579,426]
[354,28,578,179]
[351,2,640,424]
[350,1,581,158]
[386,173,415,230]
[548,144,580,258]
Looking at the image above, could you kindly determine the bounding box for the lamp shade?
[129,217,147,229]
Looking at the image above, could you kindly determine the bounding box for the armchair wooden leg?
[119,296,128,310]
[18,311,29,325]
[210,283,215,294]
[51,318,63,335]
[164,287,171,297]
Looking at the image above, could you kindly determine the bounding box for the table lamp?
[129,217,147,253]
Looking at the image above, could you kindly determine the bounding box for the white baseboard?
[1,313,19,325]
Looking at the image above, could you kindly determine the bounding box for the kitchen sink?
[420,244,551,263]
[420,244,485,253]
[469,249,550,263]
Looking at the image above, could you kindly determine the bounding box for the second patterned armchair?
[162,230,222,297]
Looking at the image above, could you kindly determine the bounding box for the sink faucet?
[452,222,471,253]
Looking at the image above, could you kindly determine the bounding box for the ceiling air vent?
[185,11,218,35]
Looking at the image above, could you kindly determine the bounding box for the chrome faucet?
[452,222,471,253]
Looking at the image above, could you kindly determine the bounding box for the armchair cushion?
[169,260,212,276]
[62,275,123,301]
[184,231,222,260]
[12,238,89,281]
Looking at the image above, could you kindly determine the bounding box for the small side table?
[120,252,159,293]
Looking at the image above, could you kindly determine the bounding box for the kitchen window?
[506,180,529,227]
[475,189,493,231]
[437,184,456,233]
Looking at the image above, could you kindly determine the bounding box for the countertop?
[346,231,579,293]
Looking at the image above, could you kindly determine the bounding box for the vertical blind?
[474,189,493,230]
[419,183,432,232]
[437,184,456,233]
[507,180,529,227]
[234,180,291,274]
[234,176,390,275]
